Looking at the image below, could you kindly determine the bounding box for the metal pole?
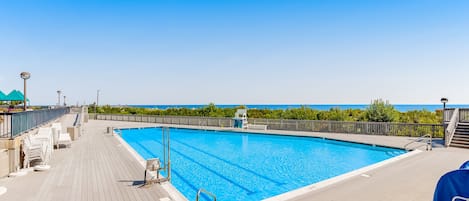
[162,127,166,169]
[20,72,30,111]
[443,102,446,141]
[10,115,13,140]
[23,79,27,111]
[63,96,66,106]
[167,127,171,181]
[95,90,100,119]
[57,90,61,106]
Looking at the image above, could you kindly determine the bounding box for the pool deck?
[1,118,468,201]
[292,147,468,201]
[0,116,172,201]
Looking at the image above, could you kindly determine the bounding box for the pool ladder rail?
[404,134,432,151]
[143,127,172,185]
[114,128,121,135]
[196,188,217,201]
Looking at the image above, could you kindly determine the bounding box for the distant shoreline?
[123,104,468,112]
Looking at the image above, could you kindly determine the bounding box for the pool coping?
[113,125,423,201]
[262,149,422,201]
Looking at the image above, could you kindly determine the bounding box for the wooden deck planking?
[0,114,171,201]
[102,138,126,201]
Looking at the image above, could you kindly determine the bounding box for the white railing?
[91,113,444,137]
[445,108,459,147]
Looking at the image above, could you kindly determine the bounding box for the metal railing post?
[10,115,13,139]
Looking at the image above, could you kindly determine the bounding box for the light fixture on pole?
[20,72,31,111]
[441,97,448,142]
[57,90,62,106]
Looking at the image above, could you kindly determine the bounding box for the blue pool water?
[119,127,405,201]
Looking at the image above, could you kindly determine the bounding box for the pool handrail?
[196,188,217,201]
[404,134,432,151]
[114,128,122,136]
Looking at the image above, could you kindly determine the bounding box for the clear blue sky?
[1,0,468,105]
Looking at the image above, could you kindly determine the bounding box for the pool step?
[386,151,404,157]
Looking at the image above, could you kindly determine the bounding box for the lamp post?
[20,72,31,111]
[57,90,62,106]
[441,97,448,142]
[97,90,100,108]
[95,90,100,119]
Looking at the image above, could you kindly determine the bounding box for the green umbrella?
[0,91,7,101]
[6,90,29,102]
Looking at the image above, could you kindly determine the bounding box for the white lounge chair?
[51,123,62,134]
[52,126,72,149]
[35,127,53,156]
[31,127,54,171]
[23,135,46,168]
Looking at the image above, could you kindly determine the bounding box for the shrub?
[364,99,399,122]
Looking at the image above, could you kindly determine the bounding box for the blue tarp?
[460,161,469,170]
[434,169,469,201]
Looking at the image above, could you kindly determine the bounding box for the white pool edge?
[262,149,423,201]
[113,131,189,201]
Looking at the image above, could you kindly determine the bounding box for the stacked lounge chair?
[23,135,47,168]
[22,123,72,168]
[34,128,53,157]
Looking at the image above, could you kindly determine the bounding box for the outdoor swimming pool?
[118,127,405,201]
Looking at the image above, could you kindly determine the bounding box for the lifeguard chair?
[233,109,248,129]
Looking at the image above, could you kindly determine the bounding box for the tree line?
[90,99,442,124]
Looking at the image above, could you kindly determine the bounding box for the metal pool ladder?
[404,134,432,151]
[196,188,217,201]
[161,127,171,181]
[114,128,122,135]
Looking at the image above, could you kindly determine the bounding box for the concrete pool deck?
[292,147,468,201]
[1,119,468,201]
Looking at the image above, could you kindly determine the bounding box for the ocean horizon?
[125,104,469,112]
